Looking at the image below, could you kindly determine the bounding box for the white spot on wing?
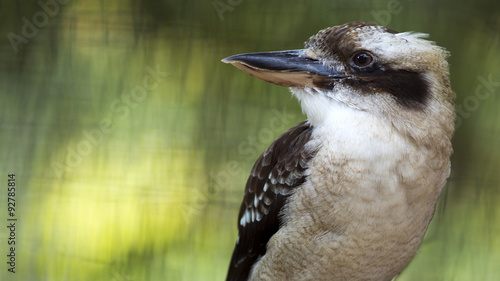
[258,192,264,200]
[263,182,270,192]
[256,211,263,221]
[240,209,252,227]
[270,176,277,185]
[246,210,251,224]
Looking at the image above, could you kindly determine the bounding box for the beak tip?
[221,56,235,64]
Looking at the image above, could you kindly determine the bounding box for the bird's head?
[222,22,455,148]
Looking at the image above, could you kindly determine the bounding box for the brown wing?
[226,121,317,281]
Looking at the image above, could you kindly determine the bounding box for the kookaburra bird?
[222,21,455,281]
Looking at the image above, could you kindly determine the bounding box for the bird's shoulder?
[227,120,317,281]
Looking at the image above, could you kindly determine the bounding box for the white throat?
[291,87,368,129]
[291,87,408,163]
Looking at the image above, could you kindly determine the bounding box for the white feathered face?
[223,21,455,144]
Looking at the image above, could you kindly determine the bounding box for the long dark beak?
[221,49,346,88]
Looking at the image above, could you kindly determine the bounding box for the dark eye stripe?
[352,68,430,109]
[312,67,430,110]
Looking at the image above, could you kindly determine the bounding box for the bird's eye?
[352,52,374,67]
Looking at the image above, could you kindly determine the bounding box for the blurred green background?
[0,0,499,280]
